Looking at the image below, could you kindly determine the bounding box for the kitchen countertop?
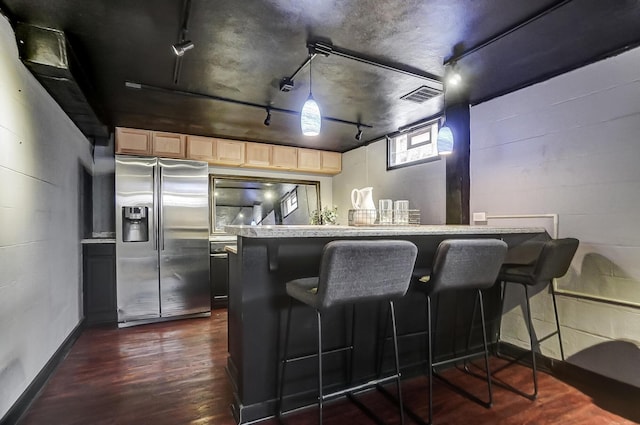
[224,224,547,238]
[81,238,116,244]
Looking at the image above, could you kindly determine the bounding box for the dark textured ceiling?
[2,0,640,152]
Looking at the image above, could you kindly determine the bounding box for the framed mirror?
[210,175,321,233]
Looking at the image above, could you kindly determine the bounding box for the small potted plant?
[310,206,338,225]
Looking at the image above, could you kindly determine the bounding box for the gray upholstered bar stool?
[277,240,418,425]
[412,239,508,425]
[496,237,579,399]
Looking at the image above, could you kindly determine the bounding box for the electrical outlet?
[472,212,487,222]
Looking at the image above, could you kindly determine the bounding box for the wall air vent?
[400,85,441,103]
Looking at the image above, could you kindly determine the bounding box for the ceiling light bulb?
[437,126,454,155]
[172,40,194,56]
[447,71,462,86]
[301,94,321,136]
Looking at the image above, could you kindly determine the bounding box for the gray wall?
[0,16,94,418]
[470,46,640,386]
[332,138,446,225]
[92,138,115,234]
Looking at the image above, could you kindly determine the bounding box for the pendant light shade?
[437,125,454,155]
[301,57,321,136]
[301,94,321,136]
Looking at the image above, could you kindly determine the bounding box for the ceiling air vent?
[400,85,441,103]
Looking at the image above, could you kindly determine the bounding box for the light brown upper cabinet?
[244,142,272,167]
[152,131,186,158]
[214,139,245,165]
[116,127,152,155]
[297,148,322,172]
[321,151,342,174]
[187,135,216,162]
[271,145,298,170]
[117,127,341,174]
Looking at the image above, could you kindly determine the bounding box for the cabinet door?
[152,132,186,158]
[187,135,216,162]
[321,151,342,174]
[297,148,322,172]
[271,145,297,170]
[214,139,245,165]
[83,243,117,326]
[115,127,152,155]
[244,143,271,167]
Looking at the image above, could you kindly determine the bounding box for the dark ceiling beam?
[444,0,574,65]
[124,81,373,128]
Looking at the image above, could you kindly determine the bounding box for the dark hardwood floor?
[17,310,637,425]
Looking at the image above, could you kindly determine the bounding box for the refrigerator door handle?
[159,166,165,251]
[153,166,158,251]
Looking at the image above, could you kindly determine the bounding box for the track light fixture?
[172,40,194,56]
[355,125,363,141]
[446,62,462,87]
[263,107,271,126]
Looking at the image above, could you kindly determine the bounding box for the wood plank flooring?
[17,310,637,425]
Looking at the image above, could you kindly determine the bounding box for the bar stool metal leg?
[523,286,538,399]
[550,285,565,361]
[389,300,405,425]
[316,310,323,425]
[426,295,433,425]
[477,290,493,407]
[277,298,294,418]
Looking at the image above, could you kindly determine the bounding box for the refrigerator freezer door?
[115,156,160,322]
[158,158,210,317]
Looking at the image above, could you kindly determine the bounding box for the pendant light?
[436,124,454,155]
[300,59,321,136]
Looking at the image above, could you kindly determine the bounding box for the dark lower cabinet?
[82,243,117,326]
[210,253,229,308]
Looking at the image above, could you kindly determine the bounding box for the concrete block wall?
[0,16,93,418]
[332,138,446,225]
[470,46,640,387]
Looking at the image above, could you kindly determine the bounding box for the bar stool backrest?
[428,239,508,295]
[317,240,418,309]
[532,238,579,283]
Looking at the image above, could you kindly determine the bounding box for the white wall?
[332,138,446,225]
[470,47,640,386]
[0,15,93,418]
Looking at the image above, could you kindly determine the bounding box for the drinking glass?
[394,200,409,225]
[379,199,393,224]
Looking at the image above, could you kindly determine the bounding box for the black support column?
[444,100,470,224]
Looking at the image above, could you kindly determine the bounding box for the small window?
[281,188,298,218]
[387,120,441,170]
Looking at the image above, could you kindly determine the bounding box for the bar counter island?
[223,224,548,424]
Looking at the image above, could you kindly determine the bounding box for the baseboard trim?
[1,319,85,425]
[497,342,640,423]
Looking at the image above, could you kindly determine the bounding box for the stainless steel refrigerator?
[115,155,210,326]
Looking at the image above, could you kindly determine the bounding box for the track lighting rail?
[280,40,444,93]
[309,41,443,90]
[125,81,373,129]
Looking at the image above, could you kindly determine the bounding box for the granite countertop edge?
[224,225,547,238]
[81,238,116,244]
